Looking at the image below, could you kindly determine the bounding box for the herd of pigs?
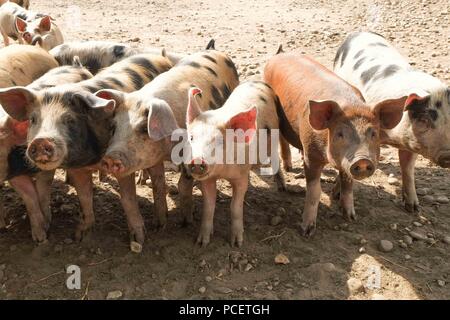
[0,0,449,252]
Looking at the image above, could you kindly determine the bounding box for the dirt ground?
[1,0,449,300]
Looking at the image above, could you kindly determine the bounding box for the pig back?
[0,45,59,87]
[144,50,240,129]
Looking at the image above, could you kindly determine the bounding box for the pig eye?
[189,135,194,142]
[30,114,37,125]
[138,123,148,135]
[337,131,344,139]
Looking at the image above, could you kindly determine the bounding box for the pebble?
[390,223,398,231]
[245,264,253,272]
[63,238,73,245]
[436,196,449,204]
[274,253,290,265]
[106,290,123,300]
[371,293,386,300]
[387,177,399,185]
[130,241,142,254]
[437,280,445,287]
[322,263,336,272]
[443,236,450,245]
[213,286,233,294]
[416,188,430,196]
[205,276,213,282]
[422,195,435,204]
[347,278,364,295]
[413,222,423,227]
[198,286,207,294]
[270,216,283,226]
[379,240,394,252]
[409,231,427,241]
[405,255,411,260]
[359,247,366,253]
[403,235,413,245]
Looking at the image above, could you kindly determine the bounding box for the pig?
[50,41,185,75]
[0,1,30,10]
[0,1,45,46]
[183,82,288,246]
[16,15,64,51]
[96,48,239,246]
[334,31,450,212]
[264,53,406,236]
[0,44,58,88]
[0,57,92,241]
[0,52,173,242]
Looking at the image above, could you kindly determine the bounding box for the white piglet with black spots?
[334,31,450,212]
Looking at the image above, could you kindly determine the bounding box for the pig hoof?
[130,226,146,245]
[343,208,357,221]
[301,223,316,238]
[283,164,293,172]
[31,228,48,243]
[404,202,419,213]
[196,231,212,247]
[230,235,243,248]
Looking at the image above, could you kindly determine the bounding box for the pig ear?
[6,118,29,144]
[404,93,430,113]
[38,16,52,32]
[226,107,258,144]
[0,87,36,121]
[15,17,27,33]
[75,92,116,116]
[186,87,203,125]
[373,96,409,129]
[308,100,342,130]
[94,89,123,113]
[148,99,180,141]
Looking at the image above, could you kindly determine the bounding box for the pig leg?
[117,174,145,245]
[178,166,194,225]
[67,168,95,241]
[229,176,249,247]
[136,169,149,185]
[196,178,217,247]
[148,162,167,229]
[399,150,419,212]
[279,135,293,172]
[301,161,324,237]
[9,175,48,242]
[1,30,9,46]
[0,191,6,230]
[35,170,55,225]
[339,172,356,221]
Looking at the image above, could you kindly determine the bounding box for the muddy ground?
[0,0,449,300]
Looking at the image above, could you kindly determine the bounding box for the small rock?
[409,231,427,241]
[276,207,286,216]
[437,280,445,287]
[403,235,413,245]
[416,188,429,196]
[214,286,233,294]
[405,255,411,260]
[63,238,73,245]
[387,177,399,185]
[443,236,450,244]
[436,196,449,204]
[413,222,423,227]
[130,241,142,253]
[347,278,364,295]
[390,223,398,231]
[274,253,290,265]
[322,263,336,272]
[245,264,253,272]
[379,240,394,252]
[106,290,123,300]
[270,216,283,226]
[359,247,366,253]
[198,286,207,294]
[130,37,140,42]
[145,179,152,186]
[360,239,368,245]
[422,195,435,204]
[205,276,213,282]
[371,293,386,300]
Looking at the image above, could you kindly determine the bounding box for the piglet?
[264,53,407,236]
[185,81,288,246]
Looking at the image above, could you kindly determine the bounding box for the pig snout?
[188,158,209,176]
[27,138,56,163]
[349,158,375,180]
[101,153,127,175]
[437,152,450,168]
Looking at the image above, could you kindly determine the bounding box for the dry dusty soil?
[0,0,449,300]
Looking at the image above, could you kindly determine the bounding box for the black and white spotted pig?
[182,82,287,247]
[0,57,93,241]
[0,52,173,243]
[0,1,45,46]
[96,49,239,247]
[334,31,450,212]
[50,41,185,75]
